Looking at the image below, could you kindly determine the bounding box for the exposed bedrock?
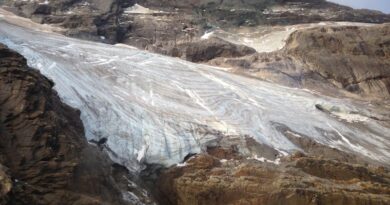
[2,0,136,42]
[2,0,390,48]
[151,147,390,205]
[285,24,390,99]
[170,37,257,63]
[210,23,390,100]
[137,0,390,26]
[0,43,155,204]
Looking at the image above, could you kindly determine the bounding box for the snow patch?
[124,4,162,14]
[220,159,228,163]
[137,145,147,162]
[176,162,187,167]
[39,0,49,5]
[201,31,215,40]
[249,155,281,165]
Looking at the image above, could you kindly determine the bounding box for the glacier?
[0,14,389,171]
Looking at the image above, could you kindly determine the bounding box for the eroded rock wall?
[285,24,390,99]
[154,148,390,205]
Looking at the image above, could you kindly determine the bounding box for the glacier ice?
[0,19,389,171]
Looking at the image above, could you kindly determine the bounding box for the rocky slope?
[152,147,390,205]
[2,0,136,43]
[172,37,256,62]
[285,24,390,99]
[2,0,390,51]
[0,43,155,205]
[94,0,390,57]
[210,23,390,100]
[138,0,390,26]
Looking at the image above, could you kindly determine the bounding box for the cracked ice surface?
[0,20,389,170]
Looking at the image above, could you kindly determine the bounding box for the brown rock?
[206,146,240,160]
[0,166,12,203]
[285,24,390,99]
[155,152,390,205]
[175,37,256,62]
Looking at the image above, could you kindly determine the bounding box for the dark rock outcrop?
[0,44,154,204]
[3,0,136,42]
[173,37,256,62]
[138,0,390,26]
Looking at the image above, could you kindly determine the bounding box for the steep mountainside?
[3,0,136,42]
[2,0,390,48]
[285,24,390,99]
[210,23,390,100]
[0,43,155,205]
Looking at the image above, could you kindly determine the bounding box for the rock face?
[173,37,256,62]
[285,24,390,99]
[138,0,390,26]
[0,43,154,205]
[2,0,390,57]
[104,0,390,59]
[3,0,136,42]
[209,23,390,100]
[154,148,390,205]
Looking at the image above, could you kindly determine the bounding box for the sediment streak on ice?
[0,20,389,169]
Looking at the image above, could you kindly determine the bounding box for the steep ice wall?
[0,19,389,170]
